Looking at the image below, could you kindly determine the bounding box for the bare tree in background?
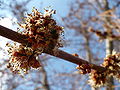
[0,0,32,21]
[62,0,120,90]
[0,0,120,90]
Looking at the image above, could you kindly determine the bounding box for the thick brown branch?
[0,25,27,44]
[47,49,106,71]
[0,25,106,72]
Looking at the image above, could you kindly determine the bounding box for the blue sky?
[27,0,70,16]
[1,0,120,90]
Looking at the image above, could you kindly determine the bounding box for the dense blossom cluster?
[20,8,63,52]
[7,8,63,74]
[102,52,120,80]
[7,44,41,74]
[76,52,120,87]
[88,70,107,87]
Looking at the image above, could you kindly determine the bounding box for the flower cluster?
[76,63,108,87]
[19,8,63,53]
[102,51,120,80]
[76,64,91,74]
[7,8,63,74]
[7,44,41,74]
[88,70,107,87]
[76,51,120,87]
[74,54,92,74]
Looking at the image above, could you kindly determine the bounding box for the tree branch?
[0,25,27,44]
[0,25,106,72]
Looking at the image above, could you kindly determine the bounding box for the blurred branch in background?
[0,0,120,90]
[0,0,32,21]
[62,0,120,89]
